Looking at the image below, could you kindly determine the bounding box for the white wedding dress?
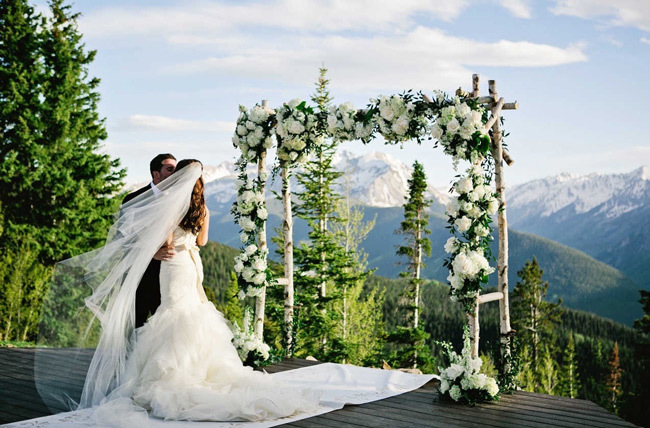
[117,226,320,422]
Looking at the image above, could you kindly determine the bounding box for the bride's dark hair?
[175,159,206,234]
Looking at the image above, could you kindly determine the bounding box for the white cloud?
[120,115,235,133]
[79,0,470,40]
[550,0,650,32]
[601,34,623,47]
[500,0,532,19]
[163,28,587,92]
[641,37,650,44]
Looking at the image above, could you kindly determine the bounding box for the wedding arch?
[230,74,518,382]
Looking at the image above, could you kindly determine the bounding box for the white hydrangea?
[486,377,499,397]
[449,385,462,401]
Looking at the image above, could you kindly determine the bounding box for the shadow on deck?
[0,348,638,427]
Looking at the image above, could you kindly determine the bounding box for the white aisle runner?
[6,363,438,428]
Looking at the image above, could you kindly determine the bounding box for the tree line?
[0,0,125,342]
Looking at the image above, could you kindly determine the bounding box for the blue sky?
[34,0,650,187]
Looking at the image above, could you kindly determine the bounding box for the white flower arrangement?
[232,104,276,161]
[231,156,272,298]
[326,102,374,143]
[275,99,321,165]
[438,327,499,404]
[429,92,489,164]
[444,161,498,308]
[372,94,429,144]
[231,307,271,365]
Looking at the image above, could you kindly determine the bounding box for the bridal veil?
[34,163,203,411]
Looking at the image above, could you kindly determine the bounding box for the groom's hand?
[153,245,176,261]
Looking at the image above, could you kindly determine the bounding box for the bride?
[45,159,319,423]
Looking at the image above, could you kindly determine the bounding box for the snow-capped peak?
[509,166,649,220]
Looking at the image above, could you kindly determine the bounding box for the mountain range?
[125,151,647,325]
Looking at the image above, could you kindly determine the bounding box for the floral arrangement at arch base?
[437,327,499,405]
[231,306,271,368]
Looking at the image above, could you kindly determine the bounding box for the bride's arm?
[197,207,209,246]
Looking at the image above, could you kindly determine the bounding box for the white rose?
[444,237,458,254]
[245,120,255,130]
[289,151,298,161]
[446,199,460,217]
[474,224,490,237]
[455,177,473,194]
[252,272,266,285]
[457,103,471,118]
[237,290,246,300]
[257,207,268,220]
[234,260,244,273]
[245,244,257,256]
[488,199,499,215]
[446,118,460,134]
[239,217,256,232]
[237,124,248,136]
[252,258,267,271]
[288,120,305,135]
[327,114,337,131]
[430,123,443,139]
[242,267,255,281]
[439,378,450,394]
[445,363,465,380]
[454,216,472,233]
[449,385,462,401]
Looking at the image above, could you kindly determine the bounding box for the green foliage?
[0,236,52,342]
[557,334,580,398]
[0,0,124,342]
[391,161,432,369]
[1,0,125,266]
[290,68,371,361]
[511,257,562,368]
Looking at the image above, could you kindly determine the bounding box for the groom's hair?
[150,153,176,177]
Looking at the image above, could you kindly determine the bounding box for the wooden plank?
[0,350,637,428]
[354,401,501,428]
[403,390,626,428]
[378,393,577,428]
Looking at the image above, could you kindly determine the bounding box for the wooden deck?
[0,348,638,427]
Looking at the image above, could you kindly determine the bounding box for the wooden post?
[467,300,480,358]
[281,164,294,355]
[471,74,480,98]
[253,99,269,340]
[488,80,513,356]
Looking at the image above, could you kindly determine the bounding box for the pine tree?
[558,334,580,398]
[0,0,125,342]
[511,257,562,369]
[627,290,650,425]
[605,342,623,414]
[330,170,383,365]
[292,67,368,361]
[391,161,432,369]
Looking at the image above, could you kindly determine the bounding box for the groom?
[123,153,178,328]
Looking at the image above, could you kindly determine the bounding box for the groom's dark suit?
[123,183,162,329]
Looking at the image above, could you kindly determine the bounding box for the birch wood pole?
[488,80,513,358]
[467,74,482,359]
[281,163,294,355]
[253,99,269,339]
